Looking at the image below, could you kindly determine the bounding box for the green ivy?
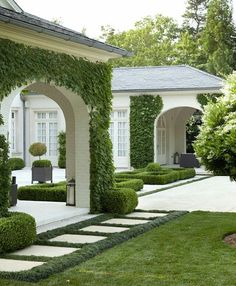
[0,115,11,218]
[58,131,66,168]
[130,95,163,168]
[197,93,223,109]
[0,38,114,213]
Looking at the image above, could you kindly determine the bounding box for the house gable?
[0,0,22,12]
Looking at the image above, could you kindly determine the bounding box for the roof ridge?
[113,65,186,70]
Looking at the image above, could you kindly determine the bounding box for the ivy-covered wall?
[197,93,223,109]
[130,95,163,168]
[0,38,114,213]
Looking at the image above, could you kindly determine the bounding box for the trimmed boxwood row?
[0,211,187,282]
[8,158,25,170]
[115,168,196,185]
[18,183,66,202]
[0,212,36,253]
[101,188,138,214]
[115,178,144,192]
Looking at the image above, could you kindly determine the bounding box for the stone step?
[11,245,79,257]
[50,234,107,244]
[125,212,168,219]
[102,218,151,225]
[80,225,129,233]
[0,258,44,272]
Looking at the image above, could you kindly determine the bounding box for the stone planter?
[32,166,53,183]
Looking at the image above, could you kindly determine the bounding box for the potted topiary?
[29,142,53,184]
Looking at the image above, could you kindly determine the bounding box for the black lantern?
[66,179,76,206]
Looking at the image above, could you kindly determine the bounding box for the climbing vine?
[130,95,163,168]
[197,93,223,109]
[0,38,114,213]
[0,115,11,218]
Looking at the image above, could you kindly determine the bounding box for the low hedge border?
[0,212,36,253]
[138,175,212,197]
[115,168,196,185]
[115,178,144,192]
[0,211,188,282]
[18,183,66,202]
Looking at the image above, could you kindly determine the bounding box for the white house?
[9,65,223,168]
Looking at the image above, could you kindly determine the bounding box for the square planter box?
[32,166,53,183]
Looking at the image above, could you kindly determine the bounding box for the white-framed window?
[109,110,128,158]
[11,111,17,152]
[35,111,58,156]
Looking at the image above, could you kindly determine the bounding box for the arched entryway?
[0,81,90,208]
[154,106,201,165]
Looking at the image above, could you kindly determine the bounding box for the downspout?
[20,93,26,162]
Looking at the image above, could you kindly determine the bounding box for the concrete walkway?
[138,176,236,212]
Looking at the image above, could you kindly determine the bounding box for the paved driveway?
[138,176,236,212]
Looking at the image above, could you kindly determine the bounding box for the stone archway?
[1,81,90,208]
[154,106,202,165]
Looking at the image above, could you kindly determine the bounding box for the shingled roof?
[0,5,131,57]
[112,65,223,92]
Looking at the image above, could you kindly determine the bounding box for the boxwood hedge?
[18,183,66,202]
[115,178,144,192]
[101,188,138,214]
[0,212,36,253]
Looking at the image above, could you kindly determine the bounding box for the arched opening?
[1,81,90,208]
[154,106,201,165]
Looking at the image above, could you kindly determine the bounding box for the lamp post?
[66,179,76,206]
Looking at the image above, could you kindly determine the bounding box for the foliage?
[0,38,114,213]
[8,158,25,170]
[32,159,52,167]
[130,95,163,168]
[0,211,184,282]
[146,162,161,172]
[0,212,36,253]
[115,168,196,184]
[102,188,138,214]
[194,72,236,180]
[58,131,66,168]
[18,183,66,202]
[101,15,179,67]
[0,117,11,218]
[200,0,235,76]
[29,142,47,159]
[182,0,209,35]
[197,93,223,109]
[115,178,144,192]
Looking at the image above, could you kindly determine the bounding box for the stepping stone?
[0,258,44,272]
[125,212,168,219]
[80,225,129,233]
[50,234,107,244]
[102,218,151,225]
[11,245,78,257]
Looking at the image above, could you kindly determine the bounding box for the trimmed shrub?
[102,188,138,214]
[29,142,47,159]
[8,157,25,170]
[115,178,144,192]
[173,168,196,180]
[58,131,66,168]
[0,212,36,253]
[146,162,161,172]
[18,183,66,202]
[32,159,52,167]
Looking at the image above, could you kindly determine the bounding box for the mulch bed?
[224,233,236,248]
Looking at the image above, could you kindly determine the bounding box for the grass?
[1,211,236,285]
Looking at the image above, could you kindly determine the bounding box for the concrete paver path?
[138,176,236,212]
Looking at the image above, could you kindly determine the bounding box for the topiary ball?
[29,142,47,157]
[146,162,161,172]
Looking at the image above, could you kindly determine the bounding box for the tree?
[194,72,236,180]
[101,15,179,67]
[200,0,235,76]
[182,0,209,36]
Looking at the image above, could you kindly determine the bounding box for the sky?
[16,0,236,40]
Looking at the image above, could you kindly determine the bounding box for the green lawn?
[2,211,236,286]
